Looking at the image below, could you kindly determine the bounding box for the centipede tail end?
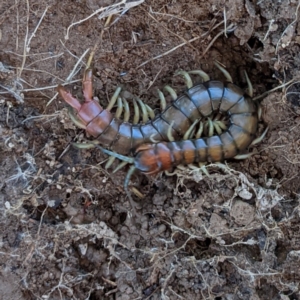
[57,85,82,112]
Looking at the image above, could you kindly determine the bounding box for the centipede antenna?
[68,108,87,129]
[195,121,204,138]
[94,145,135,164]
[106,87,122,111]
[136,97,149,123]
[122,98,130,122]
[167,121,175,142]
[175,70,193,89]
[244,71,253,98]
[164,85,178,101]
[250,126,269,146]
[184,119,198,140]
[145,104,155,120]
[157,89,167,110]
[188,70,210,82]
[214,61,233,83]
[105,156,116,169]
[113,161,128,173]
[115,97,123,118]
[132,98,140,124]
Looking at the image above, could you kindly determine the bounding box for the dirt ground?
[0,0,300,299]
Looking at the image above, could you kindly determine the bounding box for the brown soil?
[1,0,300,299]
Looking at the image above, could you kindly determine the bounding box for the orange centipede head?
[134,144,162,175]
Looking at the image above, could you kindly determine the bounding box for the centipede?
[57,63,267,196]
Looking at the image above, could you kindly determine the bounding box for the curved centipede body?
[58,67,259,158]
[58,65,268,199]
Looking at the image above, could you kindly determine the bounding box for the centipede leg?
[105,156,116,169]
[112,161,128,173]
[175,70,193,89]
[188,70,210,82]
[198,163,210,176]
[244,71,253,97]
[195,122,204,138]
[132,98,140,124]
[71,141,100,149]
[122,98,130,122]
[115,97,123,118]
[167,121,175,142]
[149,134,161,143]
[165,170,176,176]
[68,108,87,129]
[164,85,178,100]
[250,126,269,146]
[157,89,167,110]
[131,187,145,199]
[215,120,227,131]
[188,164,200,170]
[94,146,141,211]
[234,153,253,160]
[106,87,122,111]
[214,61,233,83]
[207,118,214,137]
[136,97,149,123]
[124,165,139,215]
[146,104,155,120]
[258,106,262,120]
[166,161,210,177]
[234,126,269,160]
[105,95,130,169]
[183,120,199,140]
[213,121,223,135]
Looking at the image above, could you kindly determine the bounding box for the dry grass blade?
[275,0,300,54]
[65,0,144,40]
[18,2,49,79]
[138,20,226,68]
[0,83,24,103]
[253,78,295,101]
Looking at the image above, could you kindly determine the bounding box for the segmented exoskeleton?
[58,63,267,196]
